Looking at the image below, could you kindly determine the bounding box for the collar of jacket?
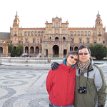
[82,59,94,72]
[87,62,94,72]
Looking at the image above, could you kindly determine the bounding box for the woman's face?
[78,48,90,63]
[66,54,78,66]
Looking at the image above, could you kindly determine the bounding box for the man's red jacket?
[46,64,76,106]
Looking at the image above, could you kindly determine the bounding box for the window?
[63,37,66,41]
[35,31,37,36]
[54,22,59,28]
[87,38,90,43]
[81,31,83,36]
[94,41,96,44]
[28,31,30,36]
[31,31,34,36]
[55,29,59,34]
[103,41,105,44]
[33,38,35,43]
[24,32,27,36]
[78,31,80,36]
[71,38,74,43]
[85,31,87,36]
[49,37,51,40]
[79,38,82,43]
[88,31,91,36]
[25,38,28,43]
[98,32,101,36]
[14,34,17,36]
[55,37,59,41]
[74,31,76,36]
[70,31,73,36]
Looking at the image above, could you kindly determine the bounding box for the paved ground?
[0,64,107,107]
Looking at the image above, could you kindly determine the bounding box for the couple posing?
[46,45,106,107]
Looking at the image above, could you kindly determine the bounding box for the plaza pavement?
[0,63,107,107]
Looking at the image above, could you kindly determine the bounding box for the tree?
[16,45,23,56]
[11,47,16,57]
[8,44,23,57]
[8,43,13,54]
[90,44,107,60]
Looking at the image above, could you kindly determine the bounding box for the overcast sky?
[0,0,107,32]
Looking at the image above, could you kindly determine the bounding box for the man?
[75,45,106,107]
[51,45,106,107]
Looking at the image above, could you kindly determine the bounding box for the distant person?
[46,51,78,107]
[51,45,107,107]
[47,57,51,63]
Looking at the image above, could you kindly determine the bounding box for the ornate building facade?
[0,12,107,57]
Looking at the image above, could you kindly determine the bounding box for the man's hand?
[51,62,59,70]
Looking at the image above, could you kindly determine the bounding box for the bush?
[8,44,23,57]
[90,44,107,60]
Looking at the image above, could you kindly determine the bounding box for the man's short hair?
[78,45,91,54]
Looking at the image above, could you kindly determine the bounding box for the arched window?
[55,37,59,41]
[63,37,66,41]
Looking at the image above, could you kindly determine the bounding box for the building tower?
[10,12,21,45]
[13,12,20,28]
[95,12,105,44]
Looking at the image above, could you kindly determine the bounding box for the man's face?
[78,48,90,63]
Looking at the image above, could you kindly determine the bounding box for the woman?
[46,51,78,107]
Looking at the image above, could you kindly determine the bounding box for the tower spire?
[13,12,20,27]
[95,11,103,27]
